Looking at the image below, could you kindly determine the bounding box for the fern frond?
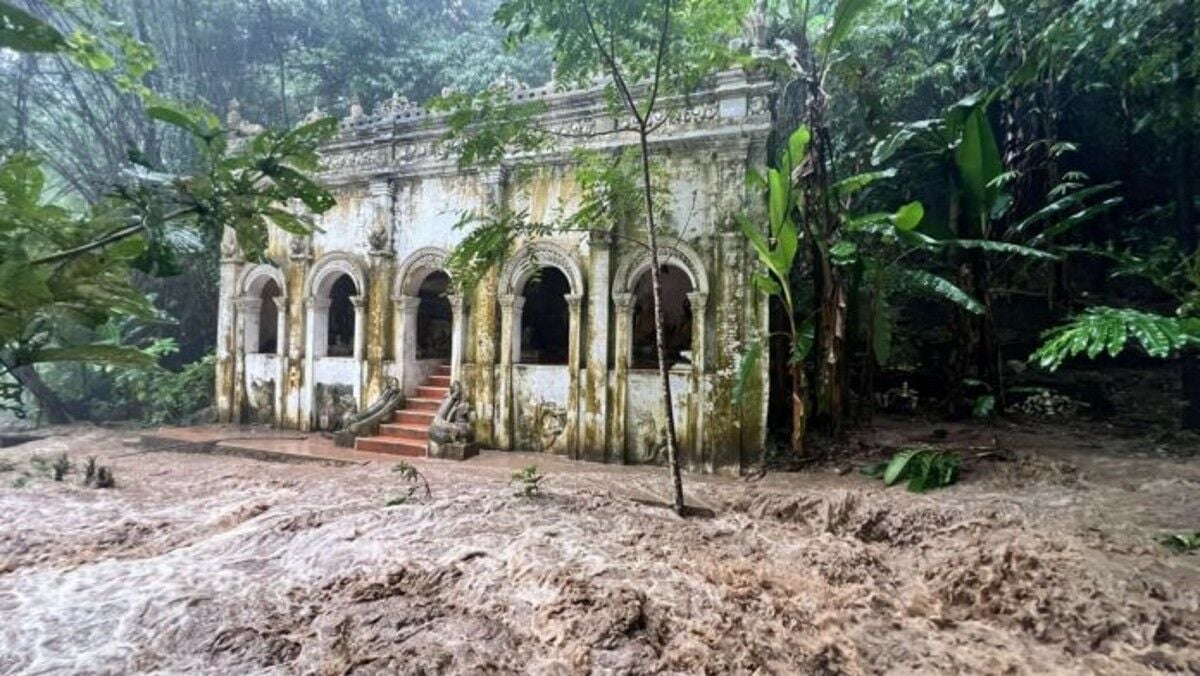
[1031,307,1200,371]
[895,269,984,315]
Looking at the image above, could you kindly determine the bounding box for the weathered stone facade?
[216,69,771,473]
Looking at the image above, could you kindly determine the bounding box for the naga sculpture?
[333,377,404,447]
[427,381,478,460]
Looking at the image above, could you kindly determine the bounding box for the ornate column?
[448,294,466,382]
[284,235,313,429]
[581,232,611,462]
[687,290,709,469]
[564,293,583,459]
[274,301,288,425]
[366,178,395,403]
[711,232,745,471]
[215,230,243,423]
[393,295,420,394]
[301,296,329,431]
[351,295,366,407]
[496,293,523,450]
[234,297,263,422]
[608,292,634,463]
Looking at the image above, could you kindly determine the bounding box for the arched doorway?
[416,271,452,361]
[519,267,570,365]
[326,274,357,357]
[630,264,694,369]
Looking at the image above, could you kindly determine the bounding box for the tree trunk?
[638,129,686,516]
[1177,0,1198,429]
[790,364,807,453]
[9,364,73,425]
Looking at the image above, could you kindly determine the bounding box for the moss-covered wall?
[218,69,773,473]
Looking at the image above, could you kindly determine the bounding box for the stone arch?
[238,263,287,299]
[236,264,287,356]
[393,246,451,298]
[612,240,709,297]
[499,241,585,297]
[304,252,368,299]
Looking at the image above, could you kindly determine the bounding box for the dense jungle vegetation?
[0,0,1196,465]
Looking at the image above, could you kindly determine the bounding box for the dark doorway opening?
[417,271,452,360]
[258,279,281,354]
[520,267,570,365]
[631,265,693,369]
[327,274,356,357]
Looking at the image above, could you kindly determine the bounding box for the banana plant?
[736,126,813,454]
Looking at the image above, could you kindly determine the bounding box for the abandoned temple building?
[214,70,772,472]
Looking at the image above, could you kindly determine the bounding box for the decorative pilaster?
[274,302,288,425]
[609,292,634,463]
[301,296,330,431]
[496,294,524,450]
[231,297,258,421]
[285,235,313,428]
[351,295,366,407]
[687,290,709,469]
[581,232,611,462]
[393,295,420,394]
[216,229,244,423]
[564,293,583,459]
[448,294,466,382]
[712,232,745,471]
[365,179,395,403]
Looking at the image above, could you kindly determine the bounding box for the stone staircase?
[354,364,450,456]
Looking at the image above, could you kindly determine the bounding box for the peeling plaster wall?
[218,69,773,473]
[512,365,572,454]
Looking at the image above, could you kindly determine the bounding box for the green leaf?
[835,168,895,198]
[825,0,875,52]
[955,105,1003,226]
[147,105,205,138]
[786,126,811,174]
[753,274,781,296]
[892,201,925,231]
[793,318,816,363]
[0,2,66,52]
[767,168,788,235]
[898,269,984,315]
[1030,307,1199,371]
[732,342,762,406]
[949,239,1058,260]
[883,450,916,486]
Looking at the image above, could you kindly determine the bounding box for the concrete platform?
[139,425,411,466]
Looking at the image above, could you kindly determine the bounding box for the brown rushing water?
[0,424,1197,674]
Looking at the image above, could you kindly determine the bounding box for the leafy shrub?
[93,466,115,489]
[82,456,97,485]
[511,464,544,498]
[0,458,15,473]
[1158,532,1200,553]
[51,452,70,481]
[865,448,961,492]
[385,461,430,505]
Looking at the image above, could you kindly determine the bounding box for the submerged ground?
[0,422,1197,674]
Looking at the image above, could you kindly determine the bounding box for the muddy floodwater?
[0,424,1197,674]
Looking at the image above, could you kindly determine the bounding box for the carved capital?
[289,235,313,262]
[612,292,634,313]
[564,293,583,313]
[686,291,709,314]
[499,293,525,314]
[235,297,263,313]
[350,295,367,310]
[306,297,331,311]
[447,294,466,316]
[395,295,421,314]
